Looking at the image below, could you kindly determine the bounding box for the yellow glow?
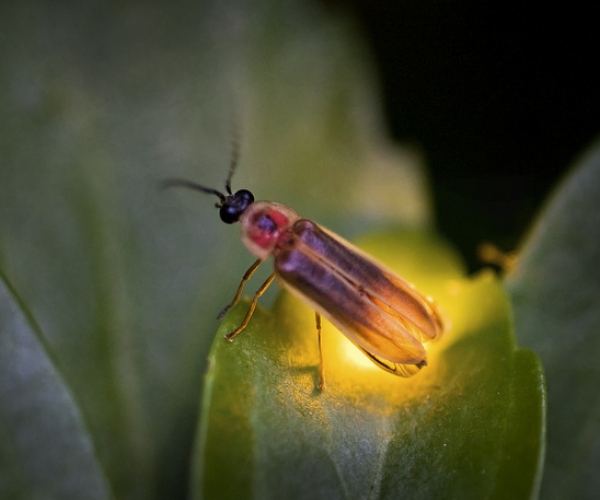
[338,335,377,371]
[310,314,447,408]
[263,232,493,411]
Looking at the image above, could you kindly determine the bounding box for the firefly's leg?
[225,272,276,341]
[315,312,325,390]
[218,258,262,319]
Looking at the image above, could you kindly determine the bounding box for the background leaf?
[507,140,600,499]
[0,1,433,498]
[0,271,113,500]
[195,231,545,499]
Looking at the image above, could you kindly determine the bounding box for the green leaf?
[194,231,545,499]
[0,1,433,498]
[507,139,600,499]
[0,271,113,500]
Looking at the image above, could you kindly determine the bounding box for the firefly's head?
[161,178,255,224]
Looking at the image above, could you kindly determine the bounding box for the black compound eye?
[219,189,254,223]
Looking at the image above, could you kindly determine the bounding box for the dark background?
[344,1,599,271]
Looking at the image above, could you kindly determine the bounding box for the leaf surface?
[0,273,112,500]
[507,140,600,500]
[195,231,545,499]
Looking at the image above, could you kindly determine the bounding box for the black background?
[342,1,599,271]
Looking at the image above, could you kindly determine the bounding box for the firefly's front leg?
[225,272,276,341]
[218,258,262,319]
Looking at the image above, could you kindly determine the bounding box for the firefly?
[163,168,444,389]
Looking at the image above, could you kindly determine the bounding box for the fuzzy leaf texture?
[194,231,545,499]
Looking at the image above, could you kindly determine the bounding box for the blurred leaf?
[0,1,433,498]
[507,139,600,499]
[0,271,113,500]
[194,231,545,499]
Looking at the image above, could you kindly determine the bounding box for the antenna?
[224,105,242,195]
[160,178,227,205]
[161,104,244,206]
